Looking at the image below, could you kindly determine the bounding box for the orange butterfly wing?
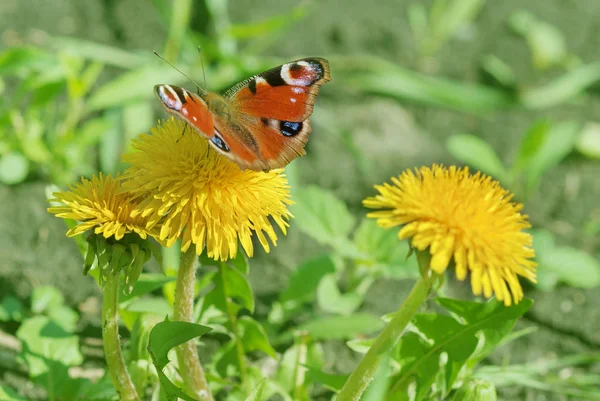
[155,58,330,171]
[227,58,330,122]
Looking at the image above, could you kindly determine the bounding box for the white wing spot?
[160,85,183,111]
[281,61,313,86]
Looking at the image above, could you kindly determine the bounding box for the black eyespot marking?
[211,132,230,152]
[280,121,303,137]
[261,117,270,126]
[263,68,286,87]
[289,63,303,73]
[248,78,257,94]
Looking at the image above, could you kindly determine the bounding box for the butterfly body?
[155,57,331,171]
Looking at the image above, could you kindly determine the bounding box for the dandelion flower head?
[48,173,156,240]
[120,118,293,261]
[364,165,537,306]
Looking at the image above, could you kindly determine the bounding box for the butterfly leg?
[176,123,188,143]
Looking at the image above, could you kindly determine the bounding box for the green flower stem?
[102,273,140,401]
[174,249,214,401]
[336,252,437,401]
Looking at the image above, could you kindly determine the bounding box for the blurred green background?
[1,0,600,399]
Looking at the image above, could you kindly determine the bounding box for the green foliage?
[147,320,212,401]
[297,313,385,340]
[292,186,358,257]
[509,10,570,70]
[447,119,580,198]
[2,1,599,400]
[408,0,486,57]
[532,230,600,290]
[388,299,531,400]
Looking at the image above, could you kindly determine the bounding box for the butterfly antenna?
[153,51,203,91]
[197,45,207,90]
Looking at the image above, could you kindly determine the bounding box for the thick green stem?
[336,253,437,401]
[174,250,214,401]
[102,274,140,401]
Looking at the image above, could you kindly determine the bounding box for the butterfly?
[155,58,331,172]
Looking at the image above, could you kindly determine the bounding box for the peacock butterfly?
[154,58,331,171]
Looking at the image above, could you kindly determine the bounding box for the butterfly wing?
[155,57,330,172]
[210,114,312,171]
[154,85,214,136]
[225,57,331,122]
[155,84,269,170]
[221,58,331,170]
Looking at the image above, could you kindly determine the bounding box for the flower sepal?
[84,233,154,293]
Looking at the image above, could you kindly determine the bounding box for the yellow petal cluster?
[120,118,293,261]
[48,173,155,240]
[364,165,537,305]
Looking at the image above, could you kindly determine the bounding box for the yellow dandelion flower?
[363,165,537,306]
[120,118,293,261]
[48,173,156,240]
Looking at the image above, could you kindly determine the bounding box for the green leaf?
[86,65,185,111]
[427,0,485,52]
[450,379,497,401]
[0,152,29,184]
[281,255,336,303]
[437,298,532,362]
[0,296,25,322]
[541,247,600,289]
[353,218,418,278]
[130,314,162,361]
[17,316,83,377]
[480,55,516,88]
[278,343,325,392]
[446,134,507,181]
[514,120,550,171]
[0,385,31,401]
[390,299,532,400]
[531,229,560,290]
[99,109,122,174]
[50,36,150,68]
[317,274,362,315]
[522,121,580,189]
[576,122,600,159]
[123,101,154,144]
[244,379,266,401]
[121,297,172,316]
[292,186,357,255]
[0,46,57,75]
[297,313,385,340]
[31,286,64,314]
[333,55,514,113]
[361,355,390,401]
[346,338,375,354]
[228,5,308,39]
[165,0,192,60]
[119,273,176,303]
[239,316,277,358]
[527,19,567,70]
[221,263,255,313]
[147,319,212,401]
[520,62,600,109]
[304,366,348,392]
[30,287,78,333]
[47,305,79,333]
[227,251,250,274]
